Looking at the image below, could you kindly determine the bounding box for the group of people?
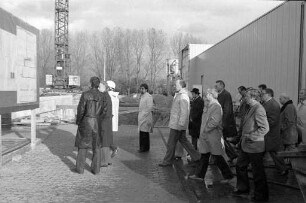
[74,77,119,175]
[74,76,306,202]
[154,79,306,202]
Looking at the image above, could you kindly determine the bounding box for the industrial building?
[187,1,306,104]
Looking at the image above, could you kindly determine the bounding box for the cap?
[106,80,116,89]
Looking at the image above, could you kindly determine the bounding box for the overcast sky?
[1,0,283,43]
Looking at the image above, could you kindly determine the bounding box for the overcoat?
[109,91,119,132]
[280,101,298,145]
[100,91,113,147]
[217,89,237,138]
[75,88,105,149]
[262,98,282,151]
[138,92,153,132]
[189,96,204,138]
[198,101,224,155]
[240,102,269,153]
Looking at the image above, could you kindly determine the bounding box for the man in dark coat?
[98,82,113,167]
[188,88,204,150]
[215,80,238,139]
[215,80,238,161]
[261,88,287,175]
[75,76,105,174]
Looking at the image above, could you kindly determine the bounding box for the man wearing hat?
[189,88,204,150]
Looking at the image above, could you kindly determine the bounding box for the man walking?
[138,83,154,152]
[188,88,204,150]
[233,88,269,202]
[159,80,201,167]
[75,76,105,174]
[262,88,288,175]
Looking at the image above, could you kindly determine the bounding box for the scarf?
[280,100,293,113]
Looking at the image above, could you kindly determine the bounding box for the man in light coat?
[233,88,269,202]
[297,89,306,143]
[106,80,120,157]
[138,83,153,152]
[159,80,201,167]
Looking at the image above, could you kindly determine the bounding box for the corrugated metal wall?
[189,1,303,104]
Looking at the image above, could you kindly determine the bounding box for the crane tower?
[54,0,70,88]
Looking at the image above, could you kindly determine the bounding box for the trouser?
[236,151,269,199]
[175,142,186,157]
[139,131,150,151]
[191,136,198,151]
[163,128,201,164]
[101,147,111,166]
[268,151,287,172]
[76,147,101,174]
[195,153,233,179]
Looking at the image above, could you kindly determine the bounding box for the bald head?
[279,93,290,105]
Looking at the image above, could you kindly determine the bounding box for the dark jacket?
[262,98,282,151]
[189,96,204,138]
[280,100,298,145]
[217,89,237,138]
[100,91,113,147]
[75,88,105,149]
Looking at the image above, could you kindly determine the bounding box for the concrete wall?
[189,1,304,104]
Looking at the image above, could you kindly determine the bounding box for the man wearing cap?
[138,83,154,152]
[189,88,204,150]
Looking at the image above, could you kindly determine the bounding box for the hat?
[106,80,116,89]
[191,88,200,94]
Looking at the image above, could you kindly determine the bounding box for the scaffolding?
[54,0,70,88]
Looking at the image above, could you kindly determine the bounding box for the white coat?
[108,91,119,132]
[138,92,153,133]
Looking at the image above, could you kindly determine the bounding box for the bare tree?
[131,29,146,88]
[102,28,117,80]
[147,28,166,91]
[37,29,54,87]
[89,32,104,79]
[170,32,203,58]
[70,31,90,84]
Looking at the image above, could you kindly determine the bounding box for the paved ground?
[0,124,305,203]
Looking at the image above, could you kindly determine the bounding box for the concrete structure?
[188,1,306,104]
[0,8,39,165]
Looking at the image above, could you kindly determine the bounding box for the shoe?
[111,148,118,158]
[251,196,269,202]
[188,174,204,181]
[158,162,172,167]
[232,189,249,196]
[108,163,112,165]
[280,170,288,176]
[175,156,182,160]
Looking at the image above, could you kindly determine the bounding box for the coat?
[109,91,119,132]
[198,101,224,155]
[262,98,282,151]
[138,92,153,133]
[297,100,306,143]
[75,88,105,149]
[169,88,190,130]
[217,89,237,138]
[280,100,298,145]
[188,96,204,138]
[100,91,113,147]
[240,102,269,153]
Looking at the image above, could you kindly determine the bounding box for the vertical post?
[0,114,2,167]
[298,2,305,102]
[31,109,37,149]
[103,49,106,81]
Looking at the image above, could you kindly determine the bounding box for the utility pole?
[54,0,70,88]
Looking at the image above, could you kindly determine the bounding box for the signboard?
[0,8,39,113]
[167,59,179,76]
[46,74,53,86]
[68,75,80,86]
